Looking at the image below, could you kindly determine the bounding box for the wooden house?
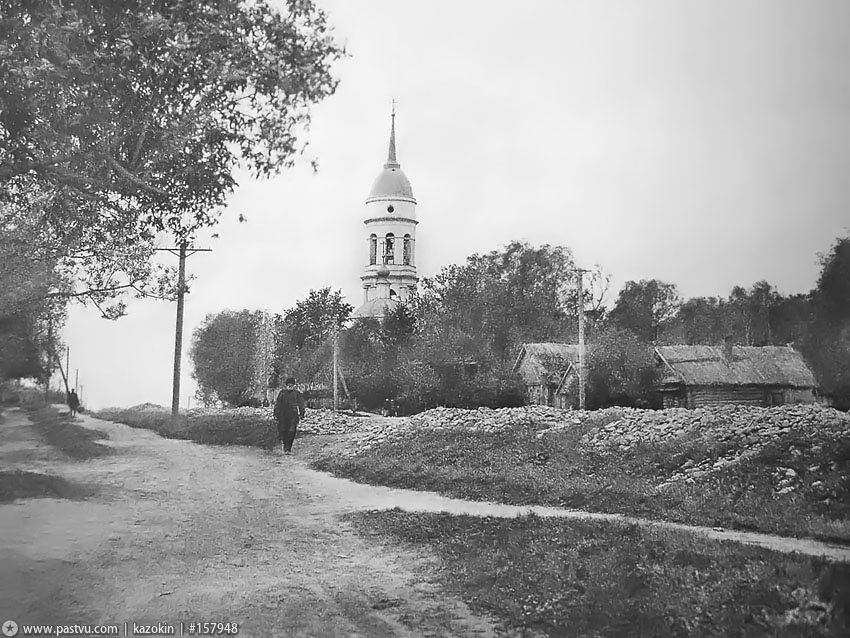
[513,343,581,408]
[654,343,817,408]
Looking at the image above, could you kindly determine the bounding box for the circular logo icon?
[2,620,19,637]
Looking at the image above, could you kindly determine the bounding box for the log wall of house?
[686,386,764,409]
[686,386,816,408]
[784,388,816,404]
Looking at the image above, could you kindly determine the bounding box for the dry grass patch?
[350,510,850,637]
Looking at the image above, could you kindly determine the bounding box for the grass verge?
[29,406,112,459]
[312,425,850,543]
[95,405,278,449]
[0,470,95,502]
[350,509,849,637]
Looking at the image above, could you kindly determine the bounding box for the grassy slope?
[313,423,850,542]
[351,510,850,637]
[95,406,279,449]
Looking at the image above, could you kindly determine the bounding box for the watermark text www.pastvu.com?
[1,620,240,637]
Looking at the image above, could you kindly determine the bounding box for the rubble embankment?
[299,403,850,495]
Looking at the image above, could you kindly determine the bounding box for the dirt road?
[0,408,501,637]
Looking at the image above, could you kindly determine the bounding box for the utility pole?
[172,239,186,420]
[45,318,53,398]
[332,328,340,412]
[75,368,79,394]
[53,351,70,395]
[156,240,211,420]
[564,268,590,411]
[577,270,586,411]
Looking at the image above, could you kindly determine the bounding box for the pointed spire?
[385,101,400,169]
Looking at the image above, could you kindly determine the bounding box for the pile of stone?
[567,403,849,491]
[408,404,574,432]
[578,404,850,454]
[185,405,271,418]
[299,409,378,435]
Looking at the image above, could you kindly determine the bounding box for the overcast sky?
[63,0,850,409]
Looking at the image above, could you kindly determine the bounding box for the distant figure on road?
[67,389,80,417]
[273,377,305,455]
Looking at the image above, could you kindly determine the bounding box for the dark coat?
[274,388,305,422]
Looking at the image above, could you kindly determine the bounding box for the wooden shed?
[513,343,580,408]
[654,344,817,409]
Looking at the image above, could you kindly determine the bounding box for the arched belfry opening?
[384,233,395,264]
[369,234,377,265]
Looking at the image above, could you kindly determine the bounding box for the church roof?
[352,296,400,320]
[366,111,415,203]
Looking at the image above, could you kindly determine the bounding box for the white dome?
[368,167,414,202]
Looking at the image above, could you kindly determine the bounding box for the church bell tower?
[353,107,419,319]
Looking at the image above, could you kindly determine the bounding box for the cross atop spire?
[385,100,400,169]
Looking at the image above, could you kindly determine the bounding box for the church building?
[352,109,419,319]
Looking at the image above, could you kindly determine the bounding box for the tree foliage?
[608,279,681,342]
[271,287,352,384]
[187,235,850,413]
[0,0,342,318]
[802,236,850,407]
[190,310,264,406]
[417,241,608,363]
[0,313,42,380]
[586,327,660,408]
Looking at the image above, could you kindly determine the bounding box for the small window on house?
[384,233,395,264]
[403,234,411,265]
[389,288,398,297]
[369,234,377,265]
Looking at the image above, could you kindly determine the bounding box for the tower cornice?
[363,216,419,225]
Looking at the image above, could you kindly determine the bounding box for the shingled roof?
[513,343,581,385]
[655,345,816,388]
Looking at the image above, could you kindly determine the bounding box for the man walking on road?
[67,389,81,417]
[274,377,305,455]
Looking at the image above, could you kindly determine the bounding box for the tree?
[273,288,353,382]
[190,310,263,406]
[676,296,726,345]
[802,236,850,407]
[418,241,608,362]
[280,288,353,350]
[813,236,850,323]
[382,303,417,348]
[0,0,343,317]
[585,327,660,408]
[770,293,811,346]
[0,313,42,381]
[608,279,681,342]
